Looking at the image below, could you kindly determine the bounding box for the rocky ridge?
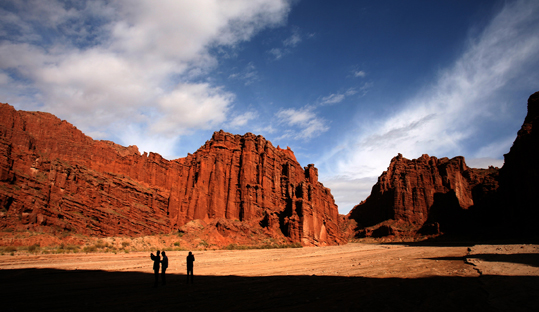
[0,103,343,246]
[347,154,498,238]
[347,91,539,239]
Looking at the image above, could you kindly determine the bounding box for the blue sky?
[1,0,538,214]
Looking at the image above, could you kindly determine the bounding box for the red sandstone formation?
[0,103,343,246]
[347,154,499,237]
[348,91,539,239]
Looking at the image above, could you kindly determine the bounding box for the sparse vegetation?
[0,231,304,255]
[83,246,97,253]
[224,242,302,250]
[198,240,209,248]
[3,246,17,253]
[28,244,40,253]
[95,240,109,249]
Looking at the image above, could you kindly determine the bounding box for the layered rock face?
[348,154,499,237]
[0,103,343,246]
[169,130,343,246]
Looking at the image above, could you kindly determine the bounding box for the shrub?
[28,244,40,253]
[95,240,108,249]
[121,241,130,248]
[66,245,80,253]
[83,245,97,253]
[4,246,17,253]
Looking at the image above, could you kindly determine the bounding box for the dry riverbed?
[1,242,538,311]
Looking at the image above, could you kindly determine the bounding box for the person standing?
[151,250,161,287]
[186,251,195,284]
[161,251,169,285]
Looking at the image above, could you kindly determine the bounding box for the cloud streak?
[320,88,357,105]
[322,0,539,213]
[276,106,329,140]
[268,26,305,60]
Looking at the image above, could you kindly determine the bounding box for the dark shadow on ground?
[1,269,538,311]
[381,237,539,248]
[428,253,539,268]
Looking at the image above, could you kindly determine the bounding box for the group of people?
[150,251,195,287]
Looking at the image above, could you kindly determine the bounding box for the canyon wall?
[0,103,343,246]
[347,154,498,237]
[348,91,539,238]
[495,91,539,233]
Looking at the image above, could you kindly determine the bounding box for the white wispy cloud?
[320,88,357,105]
[228,62,259,85]
[268,26,305,60]
[323,176,377,214]
[268,48,284,60]
[473,135,517,162]
[227,111,259,129]
[0,0,292,156]
[321,0,539,213]
[354,70,366,78]
[321,93,345,105]
[283,27,302,47]
[152,83,234,137]
[276,106,329,140]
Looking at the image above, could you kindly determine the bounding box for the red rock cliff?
[347,154,498,237]
[0,103,343,246]
[347,91,539,239]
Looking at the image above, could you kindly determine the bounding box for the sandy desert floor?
[1,242,538,311]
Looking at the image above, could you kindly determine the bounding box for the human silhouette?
[161,251,168,285]
[150,250,161,287]
[186,251,195,284]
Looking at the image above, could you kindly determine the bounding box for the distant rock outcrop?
[347,154,498,237]
[348,91,539,239]
[0,103,343,246]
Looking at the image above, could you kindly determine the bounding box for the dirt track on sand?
[1,243,538,311]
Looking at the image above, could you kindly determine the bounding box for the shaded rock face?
[348,154,499,237]
[496,91,539,231]
[348,91,539,239]
[0,103,343,246]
